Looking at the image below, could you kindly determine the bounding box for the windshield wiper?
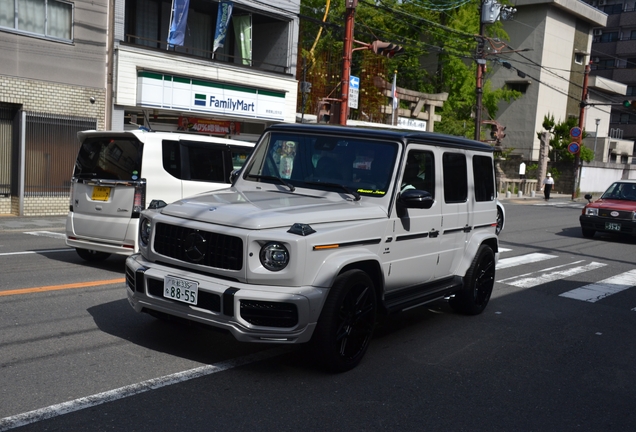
[303,181,361,201]
[248,174,295,192]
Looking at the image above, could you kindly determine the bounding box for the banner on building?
[178,117,241,135]
[167,0,190,47]
[213,1,234,53]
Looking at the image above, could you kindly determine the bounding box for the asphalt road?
[1,200,635,431]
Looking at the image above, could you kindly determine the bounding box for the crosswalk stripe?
[559,270,636,303]
[496,252,557,270]
[498,261,607,288]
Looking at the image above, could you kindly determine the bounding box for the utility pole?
[339,0,357,126]
[474,22,485,141]
[572,62,590,200]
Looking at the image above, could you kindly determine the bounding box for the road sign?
[568,142,580,154]
[348,75,359,109]
[570,127,582,139]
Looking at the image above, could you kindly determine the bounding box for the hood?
[159,189,388,229]
[587,198,636,212]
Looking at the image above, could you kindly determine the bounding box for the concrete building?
[489,0,607,161]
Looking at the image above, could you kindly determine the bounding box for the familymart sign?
[137,72,287,121]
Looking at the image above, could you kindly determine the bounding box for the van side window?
[188,147,226,183]
[472,155,495,201]
[231,148,251,170]
[443,152,467,203]
[162,141,181,178]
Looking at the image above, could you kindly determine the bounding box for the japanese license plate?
[91,186,111,201]
[164,276,198,305]
[605,222,621,232]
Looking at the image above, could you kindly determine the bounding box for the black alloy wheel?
[449,244,495,315]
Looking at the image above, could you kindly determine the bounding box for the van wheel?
[449,245,495,315]
[310,270,377,373]
[76,248,110,262]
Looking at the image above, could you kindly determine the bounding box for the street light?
[594,118,600,161]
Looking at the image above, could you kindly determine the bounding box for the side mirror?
[584,193,593,203]
[230,168,241,184]
[398,189,434,209]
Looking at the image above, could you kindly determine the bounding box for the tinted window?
[443,152,467,203]
[188,147,227,182]
[401,150,435,197]
[74,137,143,181]
[472,155,495,202]
[162,140,181,178]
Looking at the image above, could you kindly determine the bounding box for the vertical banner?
[233,15,252,65]
[391,71,398,125]
[167,0,190,47]
[213,1,234,54]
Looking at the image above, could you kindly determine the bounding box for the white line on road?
[0,249,70,257]
[0,347,291,431]
[24,231,66,239]
[559,269,636,303]
[496,252,557,270]
[498,261,607,288]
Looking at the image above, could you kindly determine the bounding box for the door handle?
[429,229,439,238]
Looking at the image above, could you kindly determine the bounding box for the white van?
[66,129,254,261]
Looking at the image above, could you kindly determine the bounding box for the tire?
[495,207,504,235]
[76,248,110,262]
[449,245,495,315]
[581,228,595,239]
[310,269,377,373]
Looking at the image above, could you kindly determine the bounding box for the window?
[602,4,623,14]
[600,32,619,42]
[443,152,467,203]
[574,53,584,65]
[472,156,495,202]
[401,150,435,197]
[596,58,616,69]
[506,82,529,94]
[187,146,226,182]
[0,0,73,41]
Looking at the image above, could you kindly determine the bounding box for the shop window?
[0,0,73,41]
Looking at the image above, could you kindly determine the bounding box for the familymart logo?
[194,93,255,113]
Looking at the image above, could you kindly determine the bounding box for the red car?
[580,180,636,238]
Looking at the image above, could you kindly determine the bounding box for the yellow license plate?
[91,186,111,201]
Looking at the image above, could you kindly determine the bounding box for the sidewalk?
[0,215,66,231]
[498,191,586,205]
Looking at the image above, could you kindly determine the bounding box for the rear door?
[69,136,143,243]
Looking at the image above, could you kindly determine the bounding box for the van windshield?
[74,137,143,181]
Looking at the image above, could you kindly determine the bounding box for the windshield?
[74,137,143,181]
[243,131,399,197]
[601,182,636,201]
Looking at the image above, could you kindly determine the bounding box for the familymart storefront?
[121,71,296,142]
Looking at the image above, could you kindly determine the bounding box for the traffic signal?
[370,40,404,58]
[623,100,636,109]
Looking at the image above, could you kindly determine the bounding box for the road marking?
[0,249,71,257]
[24,231,66,239]
[0,347,291,431]
[0,279,125,297]
[496,252,557,270]
[499,248,512,253]
[498,261,607,288]
[559,269,636,303]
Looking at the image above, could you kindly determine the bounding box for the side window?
[472,155,495,202]
[187,146,227,183]
[162,140,182,178]
[401,149,435,197]
[231,147,252,170]
[443,152,467,203]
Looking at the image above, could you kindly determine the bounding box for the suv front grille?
[598,208,634,220]
[154,223,243,270]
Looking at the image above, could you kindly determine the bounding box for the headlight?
[585,208,598,216]
[259,242,289,271]
[139,218,152,247]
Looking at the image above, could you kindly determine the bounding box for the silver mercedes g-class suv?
[125,123,499,372]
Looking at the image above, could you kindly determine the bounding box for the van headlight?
[259,242,289,271]
[139,218,152,247]
[585,208,598,216]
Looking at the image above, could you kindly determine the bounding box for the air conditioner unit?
[599,0,607,5]
[593,29,603,36]
[593,57,601,63]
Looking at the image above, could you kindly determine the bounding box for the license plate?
[606,222,621,231]
[164,276,198,305]
[91,186,111,201]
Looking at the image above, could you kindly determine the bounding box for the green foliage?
[538,114,594,163]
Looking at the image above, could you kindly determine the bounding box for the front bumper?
[125,254,326,344]
[579,215,636,236]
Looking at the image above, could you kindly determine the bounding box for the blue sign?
[570,127,582,138]
[568,142,580,154]
[349,76,359,89]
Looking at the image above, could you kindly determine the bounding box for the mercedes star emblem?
[183,232,206,262]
